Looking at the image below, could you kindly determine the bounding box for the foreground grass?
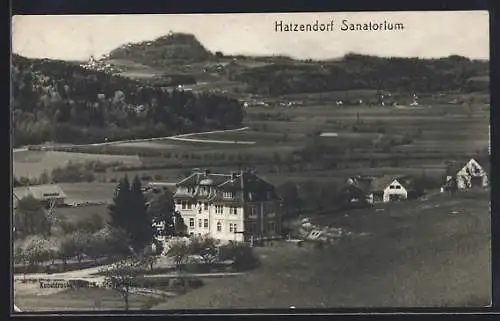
[14,286,160,311]
[152,189,490,309]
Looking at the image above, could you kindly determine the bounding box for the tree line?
[14,174,187,268]
[232,53,489,96]
[11,54,243,147]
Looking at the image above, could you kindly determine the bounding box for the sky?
[12,11,489,61]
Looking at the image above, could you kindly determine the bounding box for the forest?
[11,54,244,147]
[232,53,489,96]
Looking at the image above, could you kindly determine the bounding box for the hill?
[103,33,489,97]
[108,33,213,67]
[231,54,490,96]
[11,54,243,148]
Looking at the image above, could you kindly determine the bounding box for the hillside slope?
[11,54,243,147]
[108,33,212,67]
[102,33,489,97]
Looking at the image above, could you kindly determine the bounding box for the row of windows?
[178,202,275,216]
[389,185,402,190]
[187,218,276,233]
[188,218,239,232]
[181,188,274,200]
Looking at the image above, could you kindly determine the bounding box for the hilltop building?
[173,169,283,243]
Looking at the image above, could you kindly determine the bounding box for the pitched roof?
[13,184,67,200]
[445,158,490,177]
[369,175,417,192]
[174,170,279,202]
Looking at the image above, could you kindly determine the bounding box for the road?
[12,127,251,153]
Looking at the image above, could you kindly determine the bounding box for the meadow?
[14,285,160,311]
[13,102,490,196]
[152,189,490,309]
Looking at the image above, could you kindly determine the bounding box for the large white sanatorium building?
[172,169,283,243]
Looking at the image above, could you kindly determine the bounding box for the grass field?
[15,286,159,311]
[53,204,111,223]
[13,150,143,179]
[13,102,489,196]
[152,189,491,309]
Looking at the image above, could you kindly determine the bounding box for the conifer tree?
[108,176,132,234]
[128,175,154,252]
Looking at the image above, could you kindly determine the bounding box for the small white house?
[383,179,409,203]
[441,158,489,192]
[369,175,419,203]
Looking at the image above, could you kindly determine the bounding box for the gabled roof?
[369,175,399,192]
[13,184,67,200]
[28,184,67,199]
[369,175,416,192]
[445,157,490,177]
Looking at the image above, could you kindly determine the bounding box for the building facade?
[173,169,283,243]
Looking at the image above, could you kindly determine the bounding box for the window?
[204,202,209,210]
[189,218,194,228]
[229,223,234,233]
[389,185,395,189]
[267,221,276,233]
[230,207,238,215]
[215,205,223,214]
[395,186,401,189]
[217,221,222,232]
[223,191,235,199]
[198,219,202,228]
[187,202,192,210]
[233,223,238,232]
[248,192,253,200]
[176,200,182,206]
[204,219,209,228]
[182,201,187,210]
[249,206,258,217]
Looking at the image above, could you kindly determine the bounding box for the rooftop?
[13,184,67,201]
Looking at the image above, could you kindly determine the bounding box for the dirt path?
[12,127,251,153]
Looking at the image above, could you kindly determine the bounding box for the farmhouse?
[173,169,283,243]
[13,184,67,208]
[343,175,421,204]
[372,175,421,203]
[441,158,489,192]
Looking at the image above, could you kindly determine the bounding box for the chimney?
[204,169,210,177]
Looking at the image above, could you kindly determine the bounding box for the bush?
[218,242,259,271]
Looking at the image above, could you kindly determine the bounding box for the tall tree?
[276,182,302,218]
[108,176,132,233]
[147,189,186,237]
[128,175,154,252]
